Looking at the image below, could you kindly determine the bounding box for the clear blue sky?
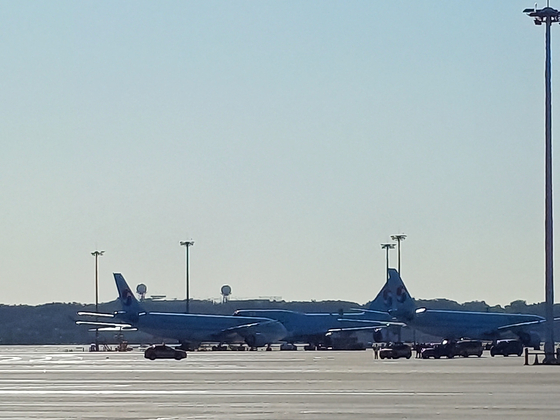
[0,1,556,306]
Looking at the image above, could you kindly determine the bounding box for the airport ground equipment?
[421,339,482,359]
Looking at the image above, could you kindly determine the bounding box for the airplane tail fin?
[368,269,416,321]
[114,273,144,316]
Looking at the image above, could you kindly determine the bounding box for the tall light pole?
[524,3,559,363]
[391,234,407,274]
[381,243,395,281]
[91,250,104,351]
[180,240,195,313]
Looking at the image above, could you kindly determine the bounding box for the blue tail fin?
[369,269,416,320]
[114,273,144,315]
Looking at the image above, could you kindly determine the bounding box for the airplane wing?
[327,326,387,333]
[76,320,134,329]
[77,320,137,334]
[77,311,115,318]
[497,317,560,331]
[328,318,406,333]
[76,311,135,330]
[337,318,406,326]
[219,322,263,334]
[87,326,138,332]
[356,308,393,316]
[497,320,543,330]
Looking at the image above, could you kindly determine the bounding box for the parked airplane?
[368,269,546,349]
[232,308,402,349]
[77,273,287,350]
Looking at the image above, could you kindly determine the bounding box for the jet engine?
[518,331,541,350]
[373,328,387,343]
[245,333,267,348]
[373,325,402,343]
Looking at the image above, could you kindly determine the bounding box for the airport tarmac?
[0,346,558,419]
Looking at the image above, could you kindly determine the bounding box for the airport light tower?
[381,243,395,281]
[524,3,559,363]
[91,250,104,351]
[180,240,195,313]
[391,234,407,274]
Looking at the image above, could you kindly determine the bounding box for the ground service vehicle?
[421,342,454,359]
[422,340,458,359]
[490,339,523,357]
[454,340,483,357]
[379,342,412,359]
[144,344,187,360]
[421,340,483,358]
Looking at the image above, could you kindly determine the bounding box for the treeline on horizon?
[0,297,556,346]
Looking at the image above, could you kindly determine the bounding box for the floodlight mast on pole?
[381,243,395,281]
[91,250,104,351]
[524,3,559,363]
[390,234,407,274]
[180,240,195,314]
